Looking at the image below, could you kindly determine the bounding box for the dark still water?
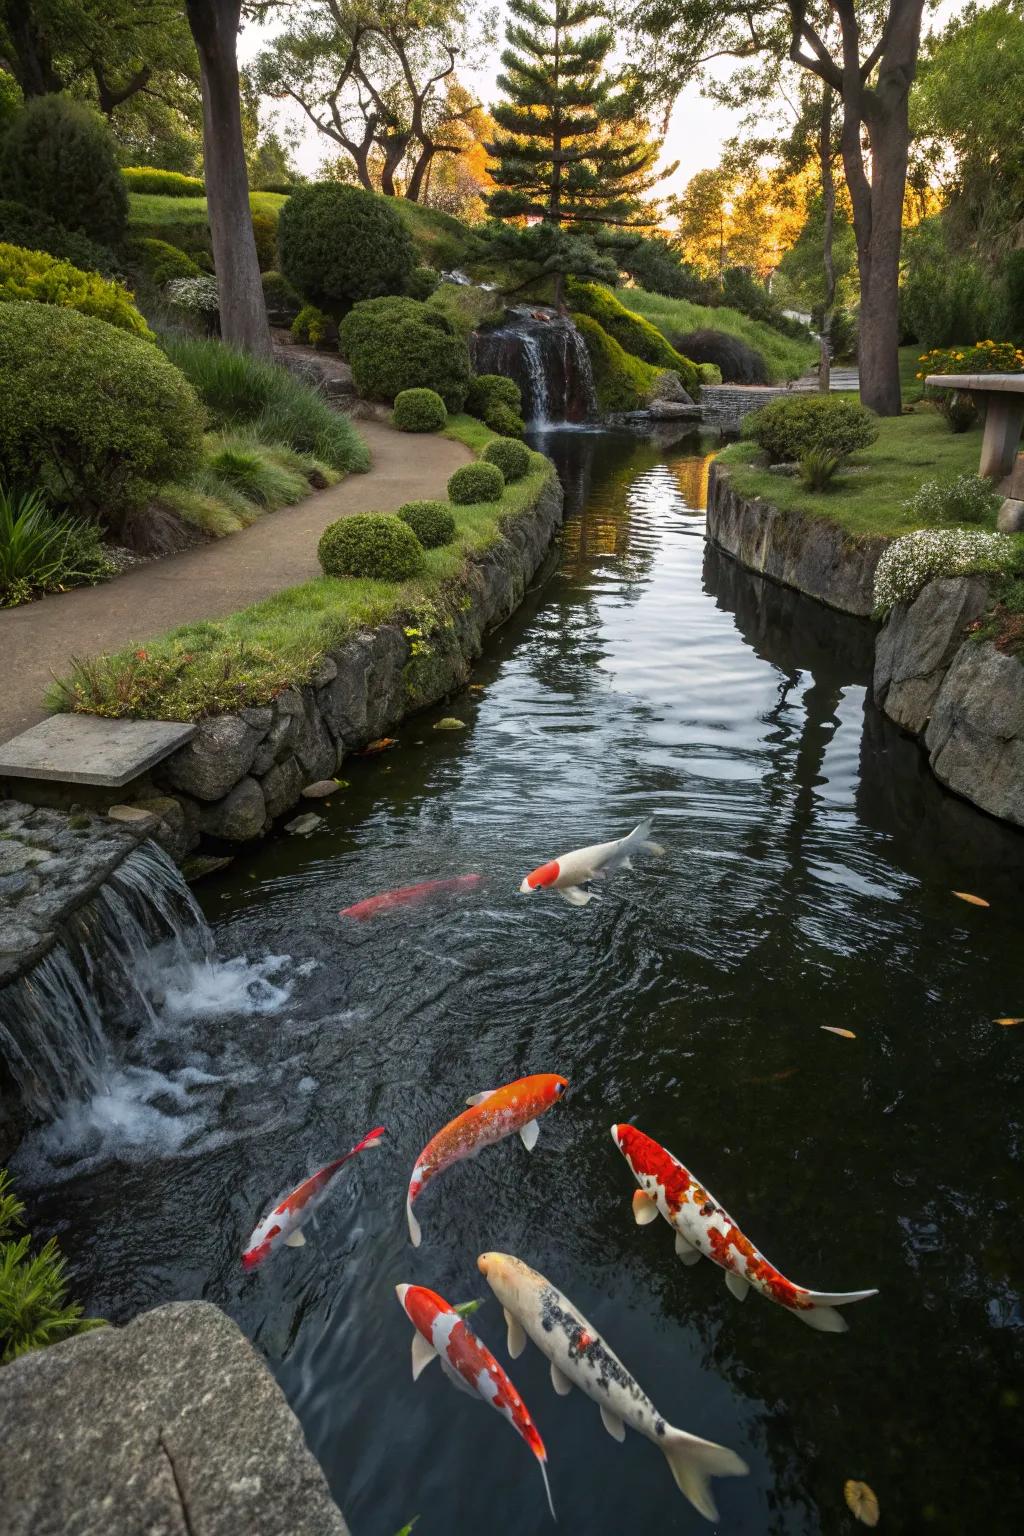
[22,428,1024,1535]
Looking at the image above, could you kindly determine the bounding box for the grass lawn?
[715,405,987,539]
[127,191,288,226]
[51,416,555,722]
[617,288,818,383]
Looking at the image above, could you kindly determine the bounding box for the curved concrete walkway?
[0,418,472,745]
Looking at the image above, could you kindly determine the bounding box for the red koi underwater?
[339,874,483,921]
[242,1126,385,1270]
[396,1282,555,1520]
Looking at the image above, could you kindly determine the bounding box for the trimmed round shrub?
[466,373,521,418]
[397,499,456,548]
[121,167,204,197]
[262,269,300,315]
[448,462,504,504]
[483,437,530,482]
[278,184,415,311]
[339,295,454,356]
[317,512,425,580]
[344,313,470,411]
[125,236,200,286]
[0,198,118,276]
[393,388,447,433]
[405,264,440,300]
[484,402,525,438]
[0,303,204,525]
[0,243,152,336]
[748,395,878,463]
[0,96,128,245]
[670,328,768,386]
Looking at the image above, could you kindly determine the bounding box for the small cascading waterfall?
[471,306,599,427]
[0,843,214,1119]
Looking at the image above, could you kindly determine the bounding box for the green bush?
[465,373,525,435]
[874,528,1019,614]
[405,264,440,300]
[619,235,717,303]
[696,362,722,386]
[574,312,661,412]
[670,328,768,385]
[121,166,204,197]
[798,448,841,491]
[722,266,810,341]
[397,498,456,548]
[484,402,525,437]
[393,387,447,432]
[341,301,470,411]
[0,243,152,336]
[483,436,530,482]
[0,69,21,134]
[251,210,278,272]
[748,394,879,463]
[0,484,112,607]
[291,303,334,346]
[278,184,415,312]
[318,512,425,580]
[0,304,204,524]
[0,96,127,245]
[161,335,369,474]
[205,433,310,509]
[448,462,504,504]
[124,236,200,286]
[0,1168,104,1362]
[0,199,118,275]
[262,269,300,315]
[339,295,454,354]
[905,473,1001,528]
[568,279,699,396]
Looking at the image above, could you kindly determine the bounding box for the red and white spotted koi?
[395,1283,556,1521]
[242,1126,385,1271]
[612,1124,878,1333]
[406,1073,567,1247]
[518,818,664,906]
[478,1252,748,1522]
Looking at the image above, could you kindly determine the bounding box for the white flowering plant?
[904,473,1000,527]
[163,275,219,313]
[873,528,1021,615]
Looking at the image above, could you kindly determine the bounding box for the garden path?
[0,419,472,745]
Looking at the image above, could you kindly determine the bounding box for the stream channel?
[17,427,1024,1535]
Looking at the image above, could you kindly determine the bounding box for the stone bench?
[924,372,1024,481]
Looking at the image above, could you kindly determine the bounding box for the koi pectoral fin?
[466,1090,496,1106]
[559,886,593,906]
[632,1189,659,1226]
[725,1271,750,1301]
[284,1229,306,1248]
[550,1361,572,1396]
[411,1331,438,1381]
[643,840,666,857]
[600,1404,626,1442]
[675,1230,702,1266]
[520,1119,540,1152]
[504,1309,527,1360]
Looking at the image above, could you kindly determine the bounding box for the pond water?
[22,428,1024,1535]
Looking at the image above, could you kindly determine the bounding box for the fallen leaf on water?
[844,1479,880,1527]
[952,890,990,907]
[995,1017,1024,1027]
[454,1298,484,1317]
[748,1067,799,1085]
[393,1520,419,1536]
[821,1026,857,1039]
[359,737,397,755]
[469,683,485,691]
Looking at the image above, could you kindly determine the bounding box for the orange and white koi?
[406,1074,568,1247]
[519,817,664,906]
[612,1125,877,1332]
[396,1282,556,1521]
[242,1126,385,1271]
[478,1252,747,1522]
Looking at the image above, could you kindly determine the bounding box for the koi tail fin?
[662,1430,748,1523]
[406,1194,422,1248]
[349,1125,386,1157]
[537,1456,557,1523]
[797,1288,878,1333]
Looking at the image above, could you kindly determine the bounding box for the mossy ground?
[617,288,817,383]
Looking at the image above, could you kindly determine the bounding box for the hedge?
[124,236,200,286]
[0,96,128,246]
[0,243,152,337]
[482,437,530,482]
[121,167,205,197]
[396,499,456,548]
[448,462,504,504]
[393,388,447,432]
[278,184,415,311]
[317,512,425,580]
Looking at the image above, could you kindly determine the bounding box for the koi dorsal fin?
[466,1090,497,1106]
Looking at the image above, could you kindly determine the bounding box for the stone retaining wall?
[698,384,799,431]
[705,462,888,617]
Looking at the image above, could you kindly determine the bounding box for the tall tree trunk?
[818,85,836,394]
[185,0,271,358]
[406,144,435,203]
[1,0,63,96]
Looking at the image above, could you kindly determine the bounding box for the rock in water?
[285,811,323,835]
[434,717,466,731]
[302,780,340,798]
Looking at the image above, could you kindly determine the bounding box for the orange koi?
[242,1126,385,1270]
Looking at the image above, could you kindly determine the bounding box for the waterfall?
[471,306,599,427]
[0,843,214,1119]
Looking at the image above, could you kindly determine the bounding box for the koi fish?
[478,1252,748,1522]
[396,1282,555,1521]
[339,873,483,920]
[612,1125,877,1333]
[519,818,664,906]
[406,1073,568,1247]
[242,1126,385,1270]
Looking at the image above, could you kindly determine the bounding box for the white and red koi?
[339,873,483,921]
[242,1126,385,1271]
[519,817,664,906]
[406,1074,567,1247]
[396,1282,555,1521]
[478,1252,748,1522]
[612,1124,878,1333]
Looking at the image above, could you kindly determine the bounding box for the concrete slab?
[0,715,195,787]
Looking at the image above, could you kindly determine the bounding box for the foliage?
[124,236,199,286]
[262,270,301,316]
[0,243,151,336]
[318,512,425,580]
[774,195,858,315]
[393,388,448,433]
[748,395,879,464]
[900,219,1002,349]
[483,402,525,437]
[904,473,1001,529]
[616,287,815,383]
[339,295,454,354]
[0,303,203,525]
[163,274,219,318]
[0,69,21,134]
[205,434,310,509]
[798,449,841,491]
[0,1168,104,1363]
[390,198,486,272]
[483,437,530,482]
[250,210,279,273]
[696,362,722,385]
[478,218,617,289]
[425,280,505,338]
[618,234,717,302]
[933,391,979,434]
[340,298,470,410]
[278,184,415,313]
[668,327,767,385]
[0,199,117,276]
[0,485,112,607]
[405,265,440,301]
[291,303,334,346]
[122,166,204,197]
[466,374,522,423]
[0,95,128,245]
[574,312,661,411]
[159,435,337,540]
[721,266,810,341]
[567,280,698,395]
[918,341,1024,380]
[874,528,1019,615]
[161,336,370,474]
[397,499,456,548]
[445,460,503,507]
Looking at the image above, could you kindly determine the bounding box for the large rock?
[0,1301,349,1536]
[161,716,267,801]
[874,575,991,733]
[198,776,267,840]
[925,640,1024,827]
[649,369,694,405]
[259,755,305,819]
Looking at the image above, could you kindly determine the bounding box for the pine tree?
[485,1,665,303]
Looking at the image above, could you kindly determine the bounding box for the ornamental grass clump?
[392,388,447,433]
[318,512,425,580]
[798,448,841,491]
[0,1168,104,1363]
[873,529,1020,616]
[448,462,504,505]
[748,394,878,464]
[397,499,456,548]
[905,473,1001,528]
[483,437,531,482]
[0,484,112,607]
